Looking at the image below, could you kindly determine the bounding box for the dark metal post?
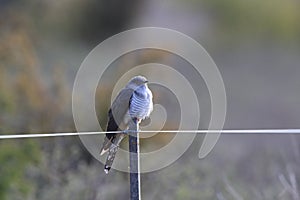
[129,118,141,200]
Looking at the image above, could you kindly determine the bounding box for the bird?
[100,76,153,174]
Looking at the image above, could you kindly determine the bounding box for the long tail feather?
[100,136,114,156]
[103,133,125,174]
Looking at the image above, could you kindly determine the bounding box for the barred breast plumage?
[129,85,153,120]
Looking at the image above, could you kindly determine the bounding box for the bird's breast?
[129,89,153,120]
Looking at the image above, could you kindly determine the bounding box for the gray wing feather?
[110,87,134,127]
[100,87,134,173]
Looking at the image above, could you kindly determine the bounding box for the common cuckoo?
[100,76,153,174]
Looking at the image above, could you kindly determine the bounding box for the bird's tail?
[103,133,126,174]
[100,136,113,156]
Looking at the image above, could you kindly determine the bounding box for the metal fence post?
[129,118,141,200]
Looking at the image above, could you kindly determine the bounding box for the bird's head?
[127,76,149,90]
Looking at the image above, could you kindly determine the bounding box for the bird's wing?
[100,87,133,155]
[109,87,134,131]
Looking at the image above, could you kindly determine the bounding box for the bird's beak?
[144,80,149,83]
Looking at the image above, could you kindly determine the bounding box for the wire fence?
[1,129,300,139]
[2,128,300,200]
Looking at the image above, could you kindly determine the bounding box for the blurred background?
[1,0,300,199]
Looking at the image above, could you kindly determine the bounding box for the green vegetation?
[0,140,39,199]
[0,10,74,199]
[0,0,299,199]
